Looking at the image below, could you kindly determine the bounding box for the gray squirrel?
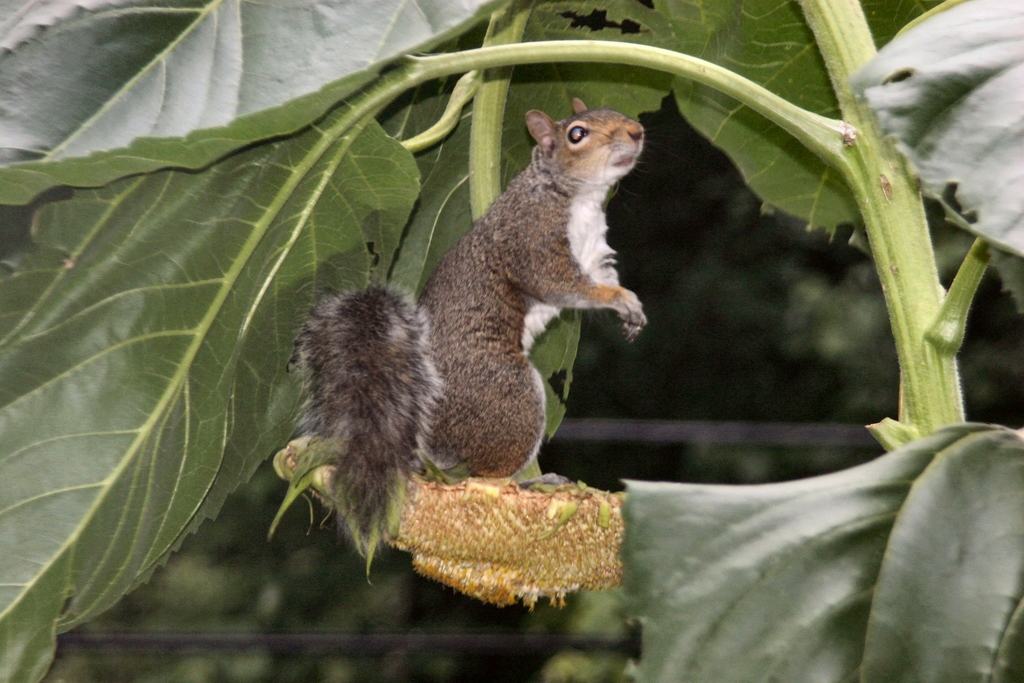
[292,99,646,554]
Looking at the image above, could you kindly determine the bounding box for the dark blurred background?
[43,96,1024,683]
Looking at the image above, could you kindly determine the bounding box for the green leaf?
[861,0,947,48]
[623,423,989,683]
[0,0,500,204]
[384,84,476,295]
[990,249,1024,315]
[0,553,72,683]
[530,310,581,437]
[850,0,1024,257]
[0,116,419,681]
[651,0,859,231]
[862,426,1024,683]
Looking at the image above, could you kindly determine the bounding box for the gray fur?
[293,286,441,552]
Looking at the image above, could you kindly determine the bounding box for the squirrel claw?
[621,311,647,341]
[613,288,646,341]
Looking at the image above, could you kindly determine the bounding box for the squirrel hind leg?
[428,357,545,478]
[293,286,441,554]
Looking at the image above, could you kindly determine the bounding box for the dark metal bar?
[56,632,641,657]
[552,419,878,447]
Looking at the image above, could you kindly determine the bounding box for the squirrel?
[292,99,646,555]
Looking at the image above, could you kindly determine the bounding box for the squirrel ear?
[572,98,587,114]
[525,110,558,156]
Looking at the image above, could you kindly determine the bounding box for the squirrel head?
[525,98,644,187]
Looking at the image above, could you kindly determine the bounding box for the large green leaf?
[850,0,1024,257]
[394,111,476,297]
[862,426,1024,683]
[623,423,989,683]
[0,0,500,204]
[0,116,419,682]
[384,83,476,296]
[990,249,1024,315]
[530,310,581,436]
[861,0,946,49]
[643,0,856,231]
[651,0,938,230]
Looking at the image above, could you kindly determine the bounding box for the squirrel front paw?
[616,290,647,341]
[589,284,647,341]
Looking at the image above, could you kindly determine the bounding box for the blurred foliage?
[44,96,1024,683]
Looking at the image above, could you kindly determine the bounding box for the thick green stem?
[798,0,963,439]
[407,42,848,169]
[469,0,535,219]
[926,238,990,355]
[320,42,847,189]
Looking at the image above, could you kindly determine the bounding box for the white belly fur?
[567,187,618,287]
[521,188,617,353]
[522,302,560,353]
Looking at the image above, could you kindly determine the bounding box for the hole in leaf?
[943,182,978,224]
[548,369,569,399]
[559,9,642,34]
[0,185,73,273]
[365,240,381,268]
[882,67,917,85]
[942,182,963,213]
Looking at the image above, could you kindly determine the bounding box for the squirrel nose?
[628,128,643,142]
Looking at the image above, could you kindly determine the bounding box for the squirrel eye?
[567,125,588,144]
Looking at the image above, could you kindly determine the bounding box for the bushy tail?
[292,286,441,558]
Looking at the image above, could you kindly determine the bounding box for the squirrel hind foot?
[519,473,573,489]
